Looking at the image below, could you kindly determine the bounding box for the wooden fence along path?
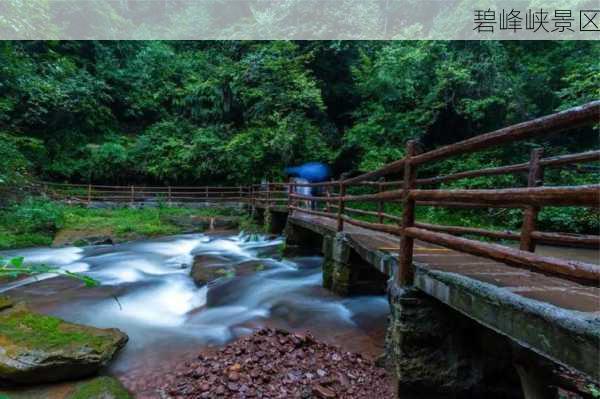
[45,101,600,289]
[44,184,252,204]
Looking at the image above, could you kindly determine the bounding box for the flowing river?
[0,233,389,397]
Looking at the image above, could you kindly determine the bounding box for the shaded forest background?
[0,40,598,236]
[1,41,598,186]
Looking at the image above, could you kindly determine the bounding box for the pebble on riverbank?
[164,328,394,398]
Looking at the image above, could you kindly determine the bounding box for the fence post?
[520,148,545,252]
[288,182,293,212]
[336,182,346,232]
[397,140,418,286]
[168,186,172,206]
[205,186,208,201]
[325,183,331,213]
[266,182,271,210]
[87,184,92,205]
[130,185,134,205]
[378,179,384,224]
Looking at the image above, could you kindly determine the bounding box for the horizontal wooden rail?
[405,227,600,284]
[415,222,520,241]
[411,101,600,167]
[415,222,600,248]
[342,215,402,235]
[416,200,525,209]
[347,149,600,189]
[408,185,600,208]
[295,185,600,208]
[328,204,402,222]
[532,231,600,248]
[290,206,336,219]
[339,101,599,185]
[289,193,333,202]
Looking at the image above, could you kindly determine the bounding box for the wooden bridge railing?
[44,183,252,204]
[287,101,600,286]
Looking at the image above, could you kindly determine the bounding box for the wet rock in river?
[191,255,271,286]
[163,328,394,398]
[0,303,128,385]
[190,255,235,285]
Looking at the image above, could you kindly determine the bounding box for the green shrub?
[4,198,65,234]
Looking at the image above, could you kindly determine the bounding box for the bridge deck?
[288,211,600,380]
[290,212,599,313]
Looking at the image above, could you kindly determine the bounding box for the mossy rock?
[67,376,132,399]
[0,305,128,385]
[0,376,132,399]
[0,297,13,312]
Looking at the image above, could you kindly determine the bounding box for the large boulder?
[190,255,232,285]
[190,255,270,286]
[0,376,133,399]
[0,303,128,385]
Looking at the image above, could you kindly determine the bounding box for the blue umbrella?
[284,162,331,182]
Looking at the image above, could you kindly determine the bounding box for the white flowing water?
[0,233,389,396]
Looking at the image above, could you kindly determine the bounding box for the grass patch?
[62,206,242,240]
[0,197,246,250]
[0,309,112,352]
[0,228,54,250]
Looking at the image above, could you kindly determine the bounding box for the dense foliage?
[0,40,598,234]
[1,40,597,185]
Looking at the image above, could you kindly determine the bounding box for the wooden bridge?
[45,102,600,392]
[277,102,600,390]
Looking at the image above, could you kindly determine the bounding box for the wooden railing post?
[288,182,294,213]
[520,148,545,252]
[398,140,418,286]
[168,185,172,205]
[130,185,135,205]
[87,184,92,205]
[266,182,271,210]
[337,182,346,232]
[378,179,384,224]
[325,182,331,213]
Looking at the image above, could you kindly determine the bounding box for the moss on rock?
[0,297,13,312]
[0,309,115,353]
[67,376,132,399]
[0,305,128,385]
[0,376,132,399]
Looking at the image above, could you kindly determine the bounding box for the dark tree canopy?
[0,40,597,187]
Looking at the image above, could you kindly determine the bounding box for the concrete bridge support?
[323,234,387,296]
[252,207,288,235]
[285,221,386,295]
[385,285,522,397]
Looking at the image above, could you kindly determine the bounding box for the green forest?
[0,40,598,248]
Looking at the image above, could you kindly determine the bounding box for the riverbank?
[0,198,258,250]
[164,328,393,398]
